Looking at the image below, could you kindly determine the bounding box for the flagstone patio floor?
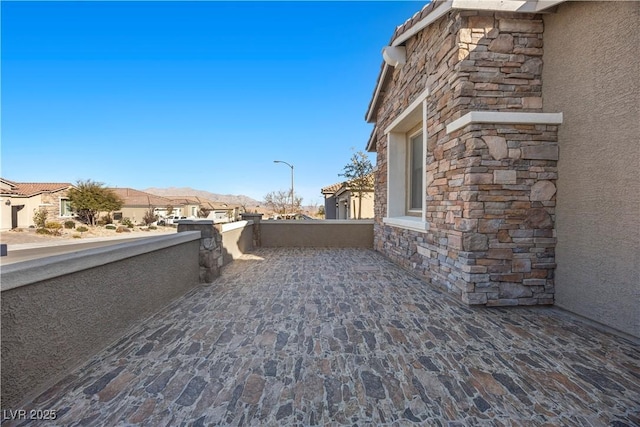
[8,248,640,426]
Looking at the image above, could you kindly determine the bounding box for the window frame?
[406,126,424,216]
[59,198,73,217]
[382,88,429,232]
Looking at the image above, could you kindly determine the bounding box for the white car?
[166,215,187,225]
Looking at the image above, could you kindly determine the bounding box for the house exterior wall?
[371,11,558,305]
[338,191,374,220]
[39,189,72,224]
[542,2,640,337]
[7,195,44,229]
[116,207,152,224]
[1,189,72,230]
[324,195,337,219]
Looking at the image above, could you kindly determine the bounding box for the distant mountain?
[144,187,262,207]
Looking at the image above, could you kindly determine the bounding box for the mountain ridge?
[144,187,261,207]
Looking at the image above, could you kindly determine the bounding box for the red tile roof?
[108,188,176,207]
[1,180,73,197]
[321,181,345,195]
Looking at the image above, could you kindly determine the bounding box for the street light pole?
[273,160,295,216]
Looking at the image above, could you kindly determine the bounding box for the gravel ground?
[0,225,177,246]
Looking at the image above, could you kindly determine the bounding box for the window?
[408,130,424,212]
[383,88,429,232]
[60,198,72,217]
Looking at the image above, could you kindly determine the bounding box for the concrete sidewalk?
[6,248,639,426]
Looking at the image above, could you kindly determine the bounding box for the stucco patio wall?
[261,220,374,248]
[0,232,201,408]
[220,220,254,264]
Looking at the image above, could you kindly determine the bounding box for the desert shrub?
[76,226,89,233]
[142,208,158,226]
[36,228,51,235]
[72,234,82,239]
[45,221,62,230]
[149,225,157,230]
[64,220,76,229]
[121,217,134,228]
[33,208,48,229]
[105,224,117,230]
[116,226,131,233]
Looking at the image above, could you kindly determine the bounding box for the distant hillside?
[144,187,262,207]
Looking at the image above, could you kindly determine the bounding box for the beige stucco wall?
[0,195,45,229]
[543,2,640,337]
[262,220,374,248]
[1,233,201,407]
[220,221,254,264]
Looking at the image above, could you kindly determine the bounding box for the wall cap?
[263,220,375,225]
[1,231,201,292]
[446,111,564,133]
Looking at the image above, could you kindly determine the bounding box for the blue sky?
[1,1,424,205]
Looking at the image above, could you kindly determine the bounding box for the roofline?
[364,0,566,124]
[1,184,74,198]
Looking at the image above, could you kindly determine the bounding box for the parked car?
[166,215,187,225]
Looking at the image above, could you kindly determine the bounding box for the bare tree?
[264,190,302,216]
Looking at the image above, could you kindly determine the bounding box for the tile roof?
[322,173,374,195]
[1,180,73,197]
[165,196,240,211]
[321,181,345,195]
[389,0,444,45]
[108,188,177,207]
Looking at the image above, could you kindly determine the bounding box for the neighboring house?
[321,176,374,220]
[108,188,180,224]
[365,1,638,338]
[165,197,202,218]
[321,182,341,219]
[166,196,242,223]
[0,178,74,230]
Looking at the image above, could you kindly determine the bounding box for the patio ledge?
[1,231,201,291]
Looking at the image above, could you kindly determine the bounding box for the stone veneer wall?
[372,11,557,305]
[40,189,70,222]
[178,221,224,283]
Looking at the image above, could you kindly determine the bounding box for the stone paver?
[7,248,639,426]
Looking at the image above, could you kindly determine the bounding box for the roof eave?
[364,0,566,127]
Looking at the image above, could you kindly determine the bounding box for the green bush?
[45,221,62,230]
[64,220,76,229]
[121,217,134,228]
[77,226,89,233]
[148,225,157,230]
[36,228,51,235]
[105,224,117,230]
[72,234,82,239]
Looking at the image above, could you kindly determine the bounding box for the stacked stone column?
[177,220,223,283]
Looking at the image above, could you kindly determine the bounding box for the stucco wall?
[543,2,640,337]
[220,221,254,263]
[261,220,373,248]
[1,232,201,407]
